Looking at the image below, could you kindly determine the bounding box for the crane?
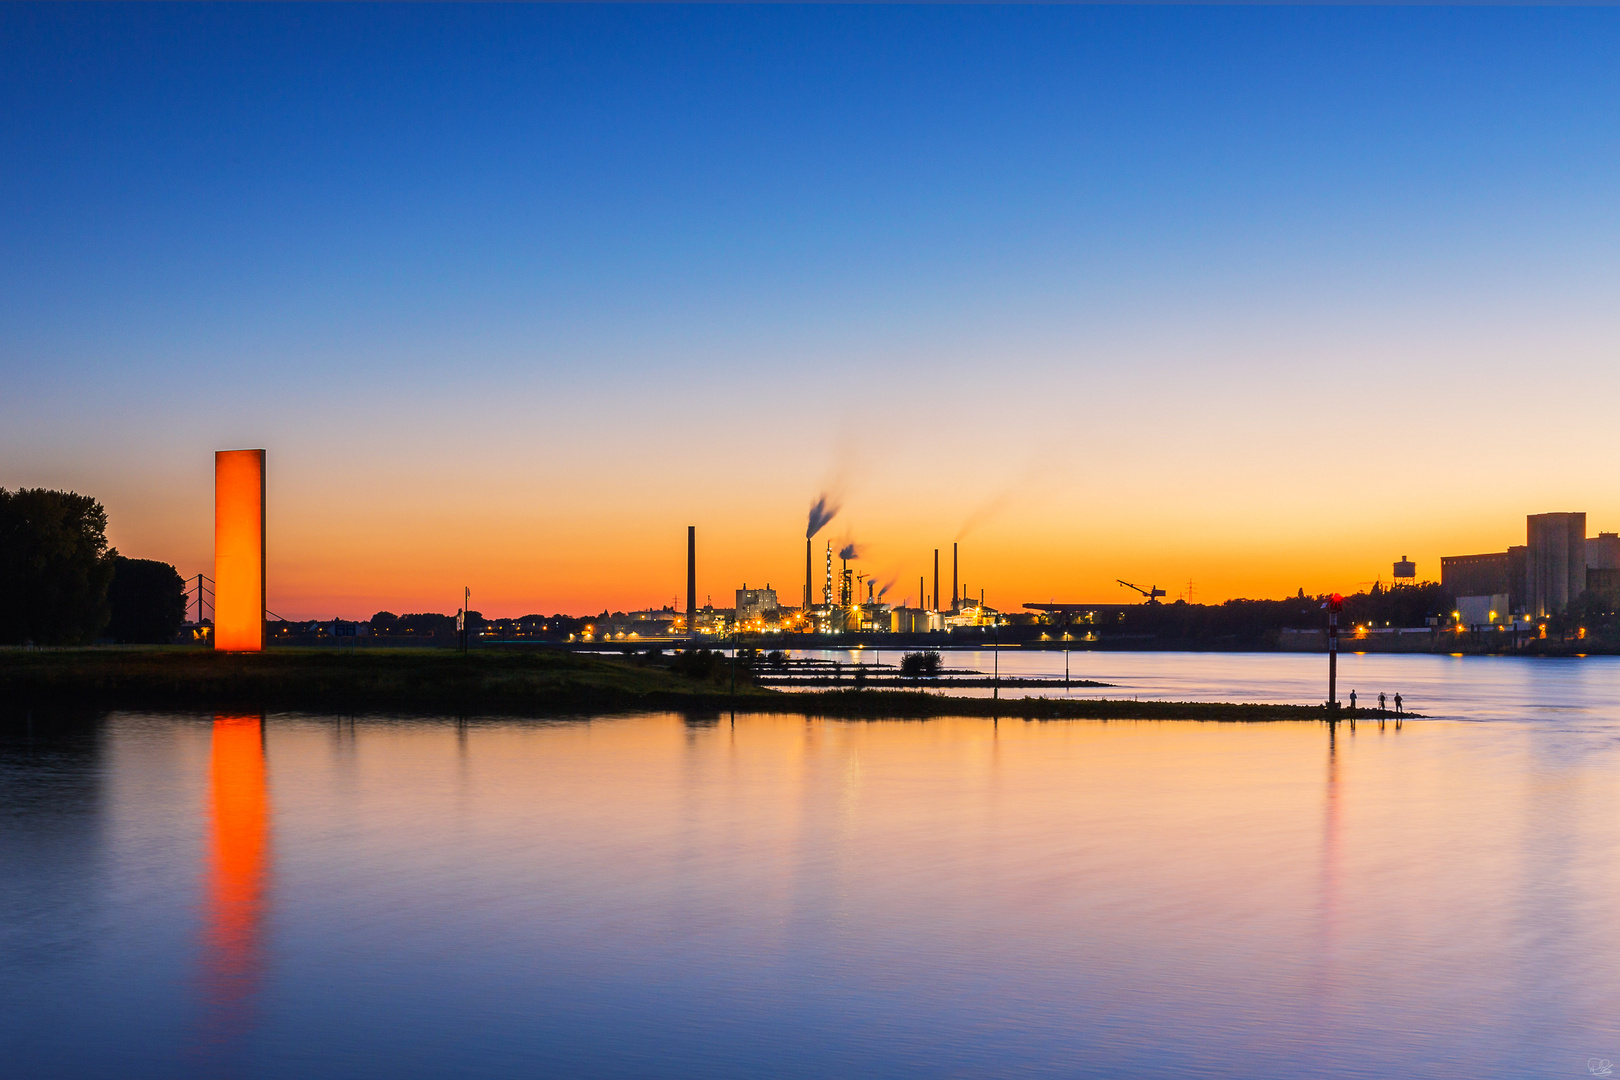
[1117,579,1166,604]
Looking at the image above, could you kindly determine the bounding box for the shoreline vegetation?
[0,647,1362,722]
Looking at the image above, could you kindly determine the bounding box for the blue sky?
[4,4,1619,614]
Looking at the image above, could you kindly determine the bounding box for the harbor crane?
[1117,579,1166,604]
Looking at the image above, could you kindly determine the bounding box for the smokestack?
[933,549,939,613]
[805,538,812,610]
[825,542,832,606]
[952,543,958,612]
[687,526,696,639]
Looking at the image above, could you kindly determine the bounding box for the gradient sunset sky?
[4,4,1619,618]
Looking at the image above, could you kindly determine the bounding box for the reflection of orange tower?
[200,714,271,1051]
[214,449,265,652]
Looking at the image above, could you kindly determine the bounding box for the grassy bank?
[0,647,1338,722]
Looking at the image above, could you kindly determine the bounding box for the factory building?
[1441,511,1610,620]
[890,607,945,634]
[1586,533,1620,600]
[1440,550,1523,609]
[735,584,779,626]
[1526,512,1586,618]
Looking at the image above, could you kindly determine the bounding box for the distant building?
[1587,532,1620,570]
[592,608,679,640]
[1442,511,1599,618]
[735,584,778,625]
[1456,594,1509,630]
[1441,551,1513,599]
[1587,533,1620,601]
[1392,556,1416,580]
[890,607,928,634]
[1526,512,1586,618]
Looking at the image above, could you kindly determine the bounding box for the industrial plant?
[1440,512,1620,628]
[661,525,1002,644]
[185,452,1620,653]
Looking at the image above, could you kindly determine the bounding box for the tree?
[106,556,187,644]
[900,650,942,679]
[0,488,116,645]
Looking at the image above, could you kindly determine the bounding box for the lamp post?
[992,619,1000,700]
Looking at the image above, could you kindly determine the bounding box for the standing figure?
[1378,692,1387,715]
[1394,693,1403,717]
[1350,690,1357,712]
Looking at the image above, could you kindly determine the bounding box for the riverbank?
[0,647,1341,722]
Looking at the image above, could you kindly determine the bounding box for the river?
[4,651,1619,1078]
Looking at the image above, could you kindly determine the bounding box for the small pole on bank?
[993,620,1000,700]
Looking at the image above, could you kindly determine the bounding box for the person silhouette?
[1350,690,1357,712]
[1394,693,1403,717]
[1378,692,1387,715]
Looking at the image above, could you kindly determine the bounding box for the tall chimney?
[919,576,924,613]
[933,549,940,613]
[805,539,812,611]
[687,526,696,639]
[952,543,958,611]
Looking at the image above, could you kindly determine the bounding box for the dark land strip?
[0,648,1364,722]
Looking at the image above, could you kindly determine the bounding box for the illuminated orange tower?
[214,449,265,651]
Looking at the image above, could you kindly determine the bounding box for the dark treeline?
[367,611,589,641]
[105,557,187,644]
[0,488,187,645]
[1093,582,1454,647]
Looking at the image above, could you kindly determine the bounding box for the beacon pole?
[462,586,471,654]
[1327,592,1342,714]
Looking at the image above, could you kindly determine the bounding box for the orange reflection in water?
[199,714,271,1054]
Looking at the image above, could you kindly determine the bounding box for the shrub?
[671,648,722,679]
[899,651,942,679]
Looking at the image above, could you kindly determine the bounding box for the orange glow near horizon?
[215,449,265,650]
[104,441,1620,620]
[200,714,271,1054]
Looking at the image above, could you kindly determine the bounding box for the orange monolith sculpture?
[214,449,265,652]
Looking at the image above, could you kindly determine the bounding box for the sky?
[4,3,1620,619]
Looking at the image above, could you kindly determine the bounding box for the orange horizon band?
[215,449,265,652]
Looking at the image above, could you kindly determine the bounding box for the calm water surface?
[5,652,1620,1079]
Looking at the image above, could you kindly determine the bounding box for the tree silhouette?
[0,488,116,645]
[107,556,187,644]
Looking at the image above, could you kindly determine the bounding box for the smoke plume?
[806,495,840,539]
[839,543,860,560]
[955,458,1065,541]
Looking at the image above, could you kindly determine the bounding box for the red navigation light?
[1329,593,1343,611]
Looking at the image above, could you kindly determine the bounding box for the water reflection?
[8,701,1620,1078]
[0,714,104,972]
[197,714,270,1060]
